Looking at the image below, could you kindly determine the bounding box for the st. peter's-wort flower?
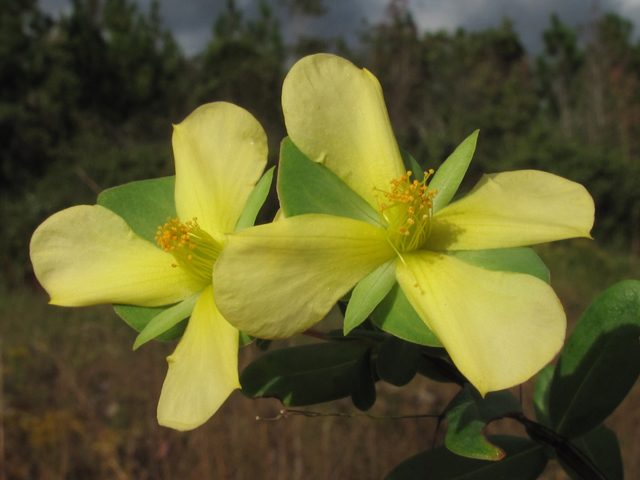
[30,102,268,430]
[213,54,595,395]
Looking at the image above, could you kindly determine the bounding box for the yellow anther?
[156,216,223,283]
[372,168,437,253]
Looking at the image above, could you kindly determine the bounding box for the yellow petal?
[282,54,405,208]
[426,170,595,251]
[157,286,240,431]
[396,251,566,395]
[173,102,268,243]
[30,205,205,307]
[214,214,395,338]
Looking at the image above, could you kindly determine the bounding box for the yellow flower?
[30,102,268,430]
[213,54,595,395]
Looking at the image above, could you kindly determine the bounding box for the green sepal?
[558,424,623,480]
[113,303,187,341]
[97,176,177,243]
[400,149,422,177]
[376,335,421,387]
[277,137,379,225]
[344,259,397,335]
[429,130,479,213]
[444,385,522,460]
[449,247,550,283]
[350,347,377,411]
[549,280,640,438]
[240,342,369,406]
[132,293,199,349]
[235,166,275,231]
[371,283,442,347]
[532,365,554,427]
[384,435,547,480]
[239,331,255,347]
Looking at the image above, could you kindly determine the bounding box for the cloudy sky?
[39,0,640,56]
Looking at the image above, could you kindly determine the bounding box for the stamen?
[156,217,222,283]
[372,169,438,253]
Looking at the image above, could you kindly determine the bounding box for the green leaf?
[344,259,397,334]
[376,335,421,387]
[113,304,187,341]
[416,350,457,383]
[384,435,547,480]
[239,331,255,347]
[371,283,442,347]
[350,347,377,411]
[549,280,640,438]
[240,342,369,406]
[400,149,422,177]
[449,247,549,283]
[235,166,275,231]
[445,385,522,460]
[132,293,199,350]
[533,365,554,427]
[558,424,624,480]
[97,176,176,243]
[429,130,479,214]
[277,137,379,225]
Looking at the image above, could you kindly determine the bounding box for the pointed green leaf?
[114,303,187,341]
[132,293,200,350]
[371,283,442,347]
[533,365,554,427]
[350,347,377,411]
[97,176,177,243]
[430,130,479,213]
[235,166,275,231]
[449,247,550,283]
[549,280,640,438]
[445,385,522,460]
[376,335,421,387]
[558,424,623,480]
[384,435,547,480]
[277,137,379,225]
[400,149,422,177]
[344,259,397,334]
[240,342,369,406]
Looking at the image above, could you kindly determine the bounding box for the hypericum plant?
[29,54,639,480]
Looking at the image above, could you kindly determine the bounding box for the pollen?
[373,170,438,253]
[156,217,223,283]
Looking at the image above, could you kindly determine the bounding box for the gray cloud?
[38,0,640,56]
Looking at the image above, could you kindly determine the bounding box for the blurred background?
[1,0,640,478]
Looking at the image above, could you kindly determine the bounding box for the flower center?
[155,217,223,283]
[373,170,438,254]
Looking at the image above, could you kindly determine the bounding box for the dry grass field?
[1,239,639,479]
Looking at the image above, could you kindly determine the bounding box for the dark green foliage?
[350,347,377,411]
[240,342,370,406]
[384,435,548,480]
[549,280,640,439]
[559,424,624,480]
[376,335,421,387]
[444,386,522,460]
